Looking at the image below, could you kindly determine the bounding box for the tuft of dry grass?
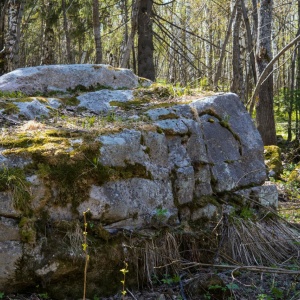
[20,120,46,131]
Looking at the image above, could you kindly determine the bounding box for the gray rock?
[235,184,278,208]
[0,241,22,289]
[194,165,213,196]
[168,136,191,168]
[191,204,217,221]
[142,131,169,167]
[14,99,49,119]
[77,89,133,114]
[191,93,267,192]
[47,98,62,109]
[0,91,280,296]
[0,193,18,218]
[174,166,195,205]
[78,178,176,225]
[155,119,189,135]
[0,64,139,94]
[98,129,147,167]
[0,217,20,242]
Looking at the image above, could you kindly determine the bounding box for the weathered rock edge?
[0,93,278,298]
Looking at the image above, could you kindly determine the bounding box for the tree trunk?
[41,0,55,65]
[296,0,300,139]
[255,0,277,145]
[0,0,8,75]
[4,0,22,72]
[241,0,256,85]
[231,0,243,96]
[120,0,140,68]
[138,0,155,81]
[213,2,236,90]
[204,4,213,86]
[92,0,102,64]
[62,0,73,64]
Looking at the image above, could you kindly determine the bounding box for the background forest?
[0,0,299,145]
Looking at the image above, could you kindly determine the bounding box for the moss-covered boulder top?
[0,66,280,298]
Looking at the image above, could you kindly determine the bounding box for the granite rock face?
[0,83,277,297]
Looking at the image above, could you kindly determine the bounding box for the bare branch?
[247,33,300,108]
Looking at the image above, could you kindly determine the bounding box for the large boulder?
[0,87,277,298]
[0,64,144,95]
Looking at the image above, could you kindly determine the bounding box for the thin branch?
[153,12,230,52]
[153,0,175,5]
[247,33,300,108]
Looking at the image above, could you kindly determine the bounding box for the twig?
[182,261,300,275]
[126,288,138,300]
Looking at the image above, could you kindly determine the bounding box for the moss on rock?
[264,145,283,178]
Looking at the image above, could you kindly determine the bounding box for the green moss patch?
[264,145,283,178]
[110,98,150,110]
[0,101,20,114]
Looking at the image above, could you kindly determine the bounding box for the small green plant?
[257,294,273,300]
[0,292,4,299]
[240,207,255,220]
[38,293,49,299]
[87,116,96,127]
[120,261,129,299]
[0,90,24,98]
[82,208,90,300]
[156,208,168,217]
[161,274,180,285]
[0,167,32,215]
[106,111,117,122]
[271,286,284,299]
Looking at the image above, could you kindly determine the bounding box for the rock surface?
[0,67,281,298]
[0,64,146,95]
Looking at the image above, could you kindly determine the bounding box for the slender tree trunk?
[241,0,256,85]
[213,2,237,90]
[255,0,277,145]
[231,0,243,97]
[296,0,300,139]
[120,0,140,68]
[41,0,55,65]
[138,0,155,81]
[0,0,8,75]
[4,0,22,72]
[92,0,102,64]
[62,0,73,64]
[204,4,213,86]
[287,48,296,141]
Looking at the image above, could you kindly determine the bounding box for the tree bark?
[231,0,243,97]
[92,0,102,64]
[41,0,55,65]
[62,0,73,64]
[138,0,155,81]
[0,0,8,75]
[120,0,140,68]
[255,0,277,145]
[4,0,22,72]
[213,2,237,90]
